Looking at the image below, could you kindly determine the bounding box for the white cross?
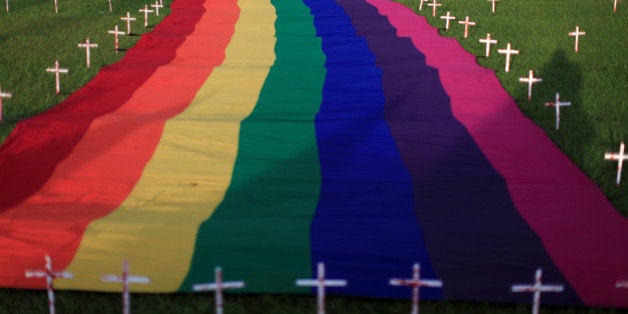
[139,5,153,27]
[427,0,441,17]
[193,267,245,314]
[604,142,627,186]
[519,70,542,101]
[46,60,69,95]
[120,12,137,35]
[479,33,498,57]
[102,260,150,314]
[614,0,620,13]
[77,37,98,68]
[418,0,428,11]
[497,42,519,73]
[511,268,564,314]
[568,26,585,53]
[458,16,476,39]
[544,92,571,130]
[296,262,347,314]
[616,280,628,288]
[151,0,163,16]
[25,255,73,314]
[389,263,443,314]
[440,12,456,30]
[108,0,112,12]
[5,0,9,13]
[488,0,499,13]
[54,0,58,14]
[108,25,126,53]
[0,84,12,123]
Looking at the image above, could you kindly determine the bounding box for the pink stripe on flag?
[368,0,628,307]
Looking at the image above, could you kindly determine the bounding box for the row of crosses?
[0,0,162,15]
[422,0,626,186]
[23,256,628,314]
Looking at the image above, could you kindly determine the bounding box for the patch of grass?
[396,0,627,215]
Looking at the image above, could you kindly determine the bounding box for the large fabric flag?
[0,0,625,308]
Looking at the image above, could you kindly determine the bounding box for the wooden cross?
[479,33,498,57]
[102,260,150,314]
[519,70,542,101]
[458,16,476,39]
[46,60,69,95]
[25,255,73,314]
[568,26,585,53]
[108,0,112,12]
[418,0,428,11]
[511,268,563,314]
[544,92,571,130]
[440,12,456,30]
[139,5,153,27]
[604,142,627,186]
[108,25,126,53]
[296,262,347,314]
[151,0,163,16]
[389,263,443,314]
[77,37,98,68]
[497,43,519,73]
[120,12,137,35]
[427,0,441,17]
[193,267,245,314]
[488,0,499,13]
[0,85,12,123]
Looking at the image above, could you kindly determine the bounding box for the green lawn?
[0,0,625,313]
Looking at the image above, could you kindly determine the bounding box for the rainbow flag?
[0,0,626,308]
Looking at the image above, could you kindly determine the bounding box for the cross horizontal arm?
[193,281,245,291]
[296,279,347,287]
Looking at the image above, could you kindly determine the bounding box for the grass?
[0,0,625,313]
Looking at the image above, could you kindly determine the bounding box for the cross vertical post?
[418,0,428,11]
[102,260,150,314]
[389,263,443,314]
[46,60,69,95]
[25,255,73,314]
[296,262,347,314]
[489,0,499,13]
[511,268,564,314]
[78,37,98,68]
[497,42,519,72]
[519,70,542,101]
[544,92,571,130]
[0,85,12,123]
[568,26,585,53]
[604,142,627,186]
[108,25,125,53]
[193,267,245,314]
[108,0,112,12]
[121,12,137,35]
[440,12,456,30]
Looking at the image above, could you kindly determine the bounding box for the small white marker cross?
[604,142,627,186]
[108,25,126,53]
[77,37,98,68]
[121,12,137,35]
[568,26,585,53]
[139,5,154,27]
[427,0,441,17]
[497,42,519,73]
[46,60,69,95]
[458,16,476,39]
[151,0,163,16]
[389,263,443,314]
[511,268,564,314]
[102,260,150,314]
[0,84,12,123]
[193,267,245,314]
[440,12,456,30]
[519,70,542,101]
[418,0,428,11]
[25,255,73,314]
[479,33,498,57]
[544,92,571,130]
[296,262,347,314]
[488,0,499,13]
